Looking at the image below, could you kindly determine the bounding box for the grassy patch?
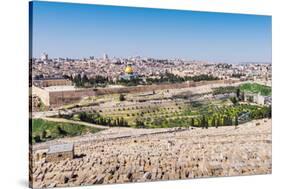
[212,83,271,96]
[31,119,103,144]
[240,83,271,96]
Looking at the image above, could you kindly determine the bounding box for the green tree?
[201,115,207,129]
[236,88,240,99]
[82,74,89,85]
[191,118,194,127]
[267,105,272,118]
[136,119,145,128]
[230,97,238,105]
[119,94,126,101]
[57,126,67,136]
[240,92,245,101]
[215,117,219,128]
[211,117,216,127]
[34,135,41,143]
[235,115,239,129]
[42,130,47,139]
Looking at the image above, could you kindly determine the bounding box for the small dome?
[125,65,133,74]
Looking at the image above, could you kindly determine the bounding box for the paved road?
[32,111,59,118]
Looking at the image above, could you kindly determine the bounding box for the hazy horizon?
[32,54,272,64]
[30,1,272,63]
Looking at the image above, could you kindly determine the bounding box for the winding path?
[42,117,109,129]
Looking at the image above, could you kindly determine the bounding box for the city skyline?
[30,1,272,63]
[30,3,272,187]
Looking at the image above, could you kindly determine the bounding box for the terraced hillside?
[64,97,270,129]
[55,83,271,129]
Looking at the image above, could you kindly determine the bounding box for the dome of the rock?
[124,65,133,74]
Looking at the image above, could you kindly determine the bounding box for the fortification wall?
[95,82,191,95]
[47,80,238,107]
[33,79,72,87]
[192,79,233,87]
[49,89,96,106]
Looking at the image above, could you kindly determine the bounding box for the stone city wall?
[33,79,72,88]
[87,80,235,97]
[38,80,238,107]
[47,82,193,106]
[95,82,192,95]
[49,88,96,106]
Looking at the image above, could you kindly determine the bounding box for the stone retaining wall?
[34,80,238,107]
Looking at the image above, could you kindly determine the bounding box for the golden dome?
[124,65,133,74]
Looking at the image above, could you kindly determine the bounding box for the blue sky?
[30,1,272,63]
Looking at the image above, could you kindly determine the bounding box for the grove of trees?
[77,112,129,127]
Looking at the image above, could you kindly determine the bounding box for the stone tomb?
[46,143,74,162]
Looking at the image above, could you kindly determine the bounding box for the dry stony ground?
[31,119,272,188]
